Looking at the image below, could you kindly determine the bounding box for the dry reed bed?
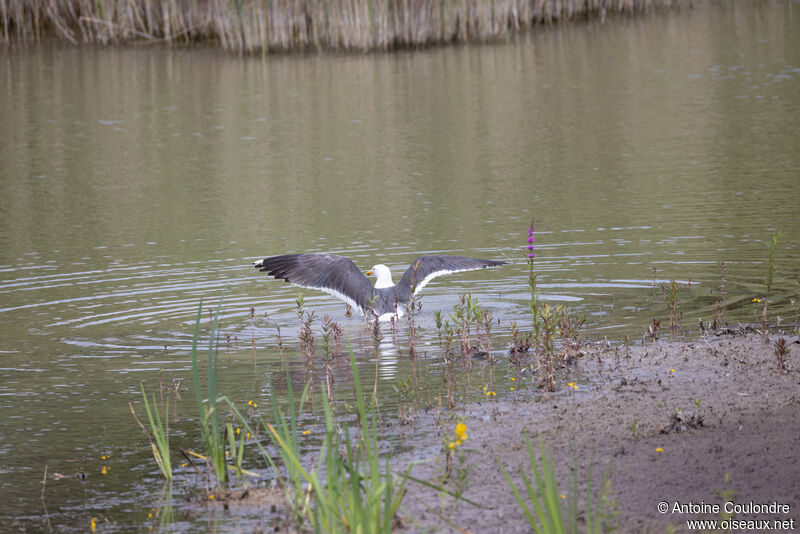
[2,0,679,53]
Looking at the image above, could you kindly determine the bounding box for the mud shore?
[395,330,800,532]
[210,330,799,532]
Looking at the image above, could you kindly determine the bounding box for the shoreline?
[1,0,683,55]
[395,329,800,532]
[209,329,800,532]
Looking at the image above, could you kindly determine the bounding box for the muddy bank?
[395,331,800,532]
[207,330,799,532]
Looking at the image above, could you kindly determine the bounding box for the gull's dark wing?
[395,255,508,298]
[253,253,374,312]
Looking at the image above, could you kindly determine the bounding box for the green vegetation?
[762,229,782,328]
[132,384,173,480]
[263,349,410,533]
[2,0,679,54]
[264,378,314,525]
[190,298,230,484]
[498,435,616,534]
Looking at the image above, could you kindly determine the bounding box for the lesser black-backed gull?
[252,253,508,321]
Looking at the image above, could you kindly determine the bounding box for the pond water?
[1,1,799,531]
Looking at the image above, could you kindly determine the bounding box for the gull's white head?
[368,264,394,289]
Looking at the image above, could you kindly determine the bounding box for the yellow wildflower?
[303,429,312,435]
[510,387,515,391]
[209,494,215,500]
[91,518,97,533]
[510,377,516,381]
[752,298,762,303]
[101,465,108,475]
[560,494,566,500]
[455,423,468,442]
[567,382,578,390]
[656,448,663,453]
[448,441,456,450]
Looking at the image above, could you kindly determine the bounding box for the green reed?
[190,297,228,485]
[134,383,173,480]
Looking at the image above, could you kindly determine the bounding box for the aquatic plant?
[498,435,615,534]
[762,230,782,328]
[556,308,585,364]
[666,279,682,331]
[393,376,413,424]
[792,277,800,333]
[527,217,543,374]
[483,310,495,363]
[538,304,557,391]
[190,298,229,485]
[774,338,789,374]
[406,259,424,357]
[263,377,314,526]
[524,217,580,390]
[646,318,660,342]
[249,306,258,363]
[371,313,384,348]
[433,310,444,347]
[527,216,536,259]
[265,348,410,533]
[321,314,336,360]
[322,315,344,399]
[131,384,172,480]
[300,310,316,369]
[450,293,481,357]
[441,319,458,409]
[509,321,531,374]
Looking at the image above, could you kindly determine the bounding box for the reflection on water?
[1,1,799,530]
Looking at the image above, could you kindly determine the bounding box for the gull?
[253,253,507,321]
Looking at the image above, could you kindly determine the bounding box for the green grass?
[190,297,229,484]
[264,346,410,533]
[265,377,314,525]
[498,434,615,534]
[139,383,172,480]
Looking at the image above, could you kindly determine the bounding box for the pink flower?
[526,216,535,258]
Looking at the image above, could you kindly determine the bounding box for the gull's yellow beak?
[366,270,373,276]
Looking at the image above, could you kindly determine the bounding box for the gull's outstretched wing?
[253,253,374,312]
[395,255,508,298]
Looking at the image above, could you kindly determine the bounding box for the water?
[1,1,799,530]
